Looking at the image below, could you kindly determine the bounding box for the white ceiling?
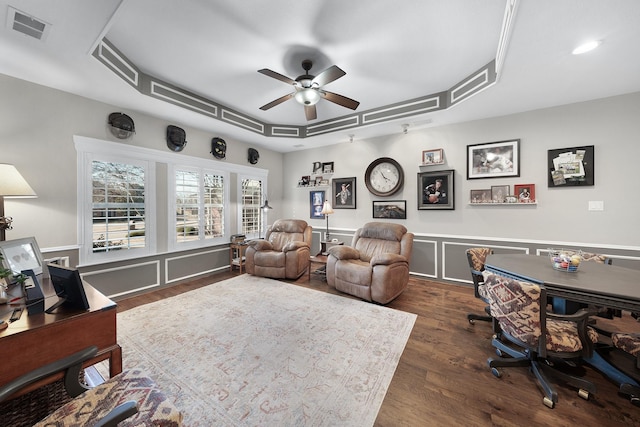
[1,0,639,152]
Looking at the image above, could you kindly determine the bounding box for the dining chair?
[465,247,493,324]
[484,272,599,409]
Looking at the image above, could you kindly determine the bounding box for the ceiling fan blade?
[258,68,297,86]
[311,65,346,87]
[304,104,317,121]
[259,93,294,110]
[320,91,360,110]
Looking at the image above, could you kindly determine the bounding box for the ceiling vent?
[7,6,50,41]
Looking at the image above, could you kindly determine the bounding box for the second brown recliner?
[325,222,413,304]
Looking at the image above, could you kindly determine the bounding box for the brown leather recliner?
[245,219,312,280]
[326,222,413,304]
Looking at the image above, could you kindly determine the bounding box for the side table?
[318,240,344,256]
[229,243,248,273]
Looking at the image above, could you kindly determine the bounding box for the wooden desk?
[0,278,121,397]
[485,254,640,312]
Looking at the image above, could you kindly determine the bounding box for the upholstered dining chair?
[245,218,312,280]
[609,332,640,406]
[465,247,493,324]
[0,346,183,426]
[325,222,413,304]
[483,272,599,409]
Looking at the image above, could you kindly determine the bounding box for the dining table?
[484,253,640,400]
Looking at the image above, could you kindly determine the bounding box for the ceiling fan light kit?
[258,59,359,121]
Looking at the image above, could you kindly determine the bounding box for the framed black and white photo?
[372,200,406,219]
[322,162,334,174]
[470,189,491,204]
[491,185,510,203]
[332,177,356,209]
[310,190,325,219]
[417,169,455,210]
[467,139,520,179]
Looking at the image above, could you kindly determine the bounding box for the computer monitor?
[45,264,90,313]
[0,237,45,276]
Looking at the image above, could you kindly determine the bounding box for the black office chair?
[465,247,493,324]
[484,273,599,409]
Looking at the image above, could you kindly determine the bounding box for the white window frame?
[238,173,268,240]
[75,137,157,265]
[168,163,230,251]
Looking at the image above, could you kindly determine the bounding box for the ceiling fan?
[258,59,360,121]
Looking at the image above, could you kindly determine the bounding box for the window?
[240,177,264,239]
[174,168,225,246]
[91,160,146,253]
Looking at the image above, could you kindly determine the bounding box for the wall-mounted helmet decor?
[166,125,187,152]
[211,137,226,159]
[248,148,260,164]
[108,112,135,139]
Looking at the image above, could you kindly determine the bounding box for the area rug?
[112,275,416,426]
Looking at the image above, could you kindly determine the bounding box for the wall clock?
[364,157,404,197]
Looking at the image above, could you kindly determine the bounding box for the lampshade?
[320,201,334,215]
[0,164,37,197]
[294,88,321,106]
[260,200,273,211]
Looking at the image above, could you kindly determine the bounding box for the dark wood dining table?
[484,253,640,396]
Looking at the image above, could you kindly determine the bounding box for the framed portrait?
[470,189,491,203]
[300,175,310,186]
[372,200,406,219]
[547,145,594,187]
[421,148,444,165]
[490,185,510,203]
[310,190,325,219]
[314,176,323,186]
[467,139,520,179]
[322,161,334,174]
[514,184,536,202]
[417,169,455,210]
[332,177,356,209]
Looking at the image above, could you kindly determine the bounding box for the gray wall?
[3,72,640,297]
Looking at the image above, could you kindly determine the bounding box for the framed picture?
[467,139,520,179]
[332,177,356,209]
[312,162,323,174]
[417,169,455,210]
[300,175,310,186]
[491,185,510,203]
[514,184,536,202]
[421,148,444,165]
[314,176,323,186]
[322,162,334,174]
[470,189,491,203]
[310,190,325,219]
[372,200,406,219]
[547,145,594,187]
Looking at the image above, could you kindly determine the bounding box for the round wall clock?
[364,157,404,197]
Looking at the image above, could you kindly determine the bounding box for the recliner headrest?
[359,222,407,241]
[271,219,308,233]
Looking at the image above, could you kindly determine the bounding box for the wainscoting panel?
[81,261,160,299]
[165,247,229,284]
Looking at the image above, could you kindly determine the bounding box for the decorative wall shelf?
[468,202,538,206]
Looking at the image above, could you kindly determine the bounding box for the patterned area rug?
[112,275,416,426]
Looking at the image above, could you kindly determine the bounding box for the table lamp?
[0,164,37,241]
[259,199,273,239]
[320,200,334,240]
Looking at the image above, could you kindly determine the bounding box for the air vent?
[7,6,50,41]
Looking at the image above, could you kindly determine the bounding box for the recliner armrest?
[248,240,273,251]
[283,241,310,252]
[328,245,360,260]
[370,253,407,266]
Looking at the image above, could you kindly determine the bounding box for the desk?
[0,278,121,398]
[485,254,640,313]
[229,243,248,273]
[485,253,640,391]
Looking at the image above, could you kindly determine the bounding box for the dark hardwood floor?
[115,265,640,426]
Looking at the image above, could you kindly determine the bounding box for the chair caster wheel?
[496,348,504,357]
[469,319,475,324]
[491,367,502,378]
[631,396,640,408]
[543,396,555,409]
[578,389,590,400]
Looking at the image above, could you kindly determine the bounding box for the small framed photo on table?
[514,184,536,202]
[491,185,510,203]
[470,189,491,203]
[421,149,444,165]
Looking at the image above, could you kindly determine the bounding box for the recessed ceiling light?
[572,40,601,55]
